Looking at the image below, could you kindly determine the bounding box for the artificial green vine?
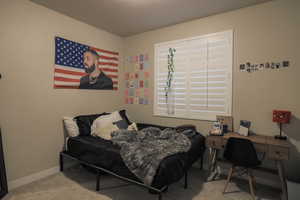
[165,48,176,103]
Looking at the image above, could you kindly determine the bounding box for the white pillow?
[127,123,138,131]
[63,117,79,137]
[91,111,123,140]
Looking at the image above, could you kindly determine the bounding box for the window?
[154,30,233,121]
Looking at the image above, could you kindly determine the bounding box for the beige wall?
[0,0,124,181]
[1,0,299,185]
[124,0,300,177]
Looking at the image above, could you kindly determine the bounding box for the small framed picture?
[259,63,264,70]
[283,61,289,67]
[239,126,249,136]
[238,120,251,136]
[251,64,255,72]
[245,62,251,73]
[216,115,233,133]
[271,62,275,69]
[240,64,246,71]
[210,121,223,136]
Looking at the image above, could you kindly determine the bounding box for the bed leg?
[158,193,162,200]
[96,170,100,191]
[59,153,64,172]
[184,171,188,189]
[200,154,204,170]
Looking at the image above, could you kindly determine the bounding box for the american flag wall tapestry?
[54,37,119,90]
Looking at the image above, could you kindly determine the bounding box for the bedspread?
[111,127,191,186]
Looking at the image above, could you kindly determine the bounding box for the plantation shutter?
[154,30,233,120]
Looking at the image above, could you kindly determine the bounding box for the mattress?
[66,131,205,189]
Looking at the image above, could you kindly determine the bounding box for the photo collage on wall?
[125,53,150,105]
[239,60,290,73]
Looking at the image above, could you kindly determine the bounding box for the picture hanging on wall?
[54,37,119,90]
[239,60,289,73]
[124,53,150,105]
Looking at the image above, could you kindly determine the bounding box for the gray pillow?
[113,119,129,129]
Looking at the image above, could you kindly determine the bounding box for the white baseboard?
[8,159,280,191]
[8,162,76,191]
[8,166,60,191]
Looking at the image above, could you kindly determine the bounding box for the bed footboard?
[59,151,191,200]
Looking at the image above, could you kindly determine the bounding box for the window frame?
[153,30,233,121]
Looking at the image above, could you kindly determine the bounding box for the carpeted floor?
[4,165,280,200]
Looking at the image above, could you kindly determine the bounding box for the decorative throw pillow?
[74,112,109,136]
[119,110,132,125]
[63,117,80,137]
[95,123,120,140]
[91,111,123,140]
[113,119,129,129]
[127,123,138,131]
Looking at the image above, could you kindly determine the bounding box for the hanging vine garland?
[165,48,176,106]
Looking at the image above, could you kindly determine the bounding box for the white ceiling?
[31,0,272,37]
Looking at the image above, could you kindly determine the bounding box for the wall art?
[239,60,289,73]
[125,53,150,105]
[54,37,119,90]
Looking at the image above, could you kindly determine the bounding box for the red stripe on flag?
[55,68,86,76]
[91,47,119,56]
[54,85,79,89]
[102,68,118,73]
[54,77,80,82]
[113,81,118,84]
[99,62,118,67]
[55,68,118,81]
[108,74,118,79]
[55,85,117,90]
[100,55,118,61]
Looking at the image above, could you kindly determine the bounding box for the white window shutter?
[154,30,233,121]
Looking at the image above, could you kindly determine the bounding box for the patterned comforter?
[111,127,192,186]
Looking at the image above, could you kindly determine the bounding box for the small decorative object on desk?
[238,120,251,136]
[273,110,291,140]
[209,121,223,136]
[216,115,233,133]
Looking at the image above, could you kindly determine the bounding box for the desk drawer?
[206,137,223,149]
[268,145,289,160]
[254,143,266,153]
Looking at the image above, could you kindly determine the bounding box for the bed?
[60,113,206,200]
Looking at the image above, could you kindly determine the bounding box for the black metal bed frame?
[60,151,191,200]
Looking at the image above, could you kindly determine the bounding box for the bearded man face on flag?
[79,49,113,90]
[83,49,100,74]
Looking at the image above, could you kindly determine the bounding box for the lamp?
[272,110,291,140]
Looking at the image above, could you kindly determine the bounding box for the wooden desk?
[206,133,290,200]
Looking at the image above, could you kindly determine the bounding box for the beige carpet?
[4,165,280,200]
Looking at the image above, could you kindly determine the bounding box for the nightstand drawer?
[268,145,289,160]
[206,136,223,149]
